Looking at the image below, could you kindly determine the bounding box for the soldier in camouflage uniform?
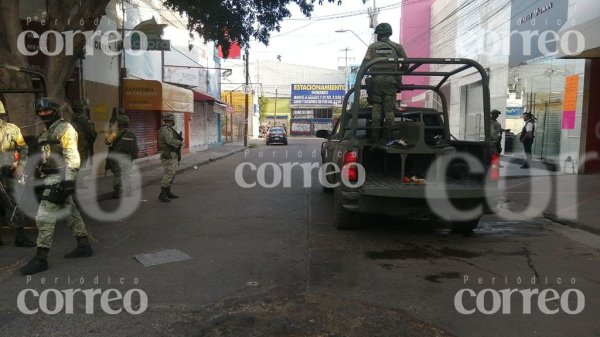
[105,115,138,199]
[158,113,182,202]
[360,22,408,143]
[20,98,92,276]
[0,100,35,247]
[71,100,97,187]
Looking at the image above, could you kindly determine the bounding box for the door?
[463,81,484,141]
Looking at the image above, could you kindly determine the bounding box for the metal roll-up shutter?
[127,110,160,157]
[464,81,484,141]
[190,102,207,147]
[208,110,219,144]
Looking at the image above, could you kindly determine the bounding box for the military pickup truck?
[316,58,501,232]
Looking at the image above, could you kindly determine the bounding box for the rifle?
[175,131,183,165]
[0,175,23,223]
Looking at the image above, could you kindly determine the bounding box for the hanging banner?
[561,75,579,130]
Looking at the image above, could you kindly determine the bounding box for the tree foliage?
[163,0,365,58]
[258,95,268,122]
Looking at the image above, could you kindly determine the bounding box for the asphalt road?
[1,138,599,337]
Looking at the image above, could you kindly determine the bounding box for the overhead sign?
[163,66,199,87]
[291,84,346,105]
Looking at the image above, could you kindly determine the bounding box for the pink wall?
[399,0,432,107]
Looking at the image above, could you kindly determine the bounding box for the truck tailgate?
[361,174,496,199]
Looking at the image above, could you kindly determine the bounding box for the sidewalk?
[84,142,246,201]
[500,156,600,235]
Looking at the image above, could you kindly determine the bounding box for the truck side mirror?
[315,129,331,139]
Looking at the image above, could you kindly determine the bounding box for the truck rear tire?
[334,188,358,230]
[450,218,480,234]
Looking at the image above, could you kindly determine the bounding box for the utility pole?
[338,47,353,68]
[244,47,249,147]
[273,88,278,126]
[118,0,126,110]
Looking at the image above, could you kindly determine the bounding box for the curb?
[542,212,600,236]
[96,147,246,201]
[504,198,600,236]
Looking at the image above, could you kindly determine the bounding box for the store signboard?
[291,84,346,105]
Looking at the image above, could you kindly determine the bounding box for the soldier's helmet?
[162,112,175,121]
[72,100,87,113]
[491,109,501,116]
[34,97,61,113]
[374,23,393,36]
[0,100,5,114]
[116,115,130,125]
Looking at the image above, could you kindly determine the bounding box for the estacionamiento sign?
[291,84,347,105]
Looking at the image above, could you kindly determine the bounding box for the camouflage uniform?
[361,23,407,140]
[158,113,182,202]
[36,118,88,248]
[0,118,34,247]
[105,115,138,198]
[20,98,92,276]
[71,101,97,169]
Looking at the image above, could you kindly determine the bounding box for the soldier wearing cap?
[0,100,35,248]
[71,100,97,187]
[360,22,408,143]
[158,113,182,202]
[105,115,138,198]
[20,97,92,275]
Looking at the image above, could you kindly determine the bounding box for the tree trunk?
[0,0,111,136]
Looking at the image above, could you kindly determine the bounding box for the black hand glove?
[61,180,76,196]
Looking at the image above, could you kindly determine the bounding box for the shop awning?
[192,90,227,105]
[123,79,193,112]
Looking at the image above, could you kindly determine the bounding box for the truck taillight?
[490,153,500,182]
[342,150,358,182]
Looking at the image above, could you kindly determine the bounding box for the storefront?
[122,79,193,157]
[191,91,224,149]
[504,0,599,172]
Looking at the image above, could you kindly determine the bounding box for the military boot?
[14,228,36,247]
[19,247,49,275]
[166,187,179,199]
[64,236,93,258]
[158,187,171,202]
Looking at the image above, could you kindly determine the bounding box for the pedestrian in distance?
[360,22,408,143]
[0,100,35,248]
[158,113,182,202]
[105,115,139,199]
[70,100,97,188]
[520,112,536,169]
[490,109,510,153]
[20,98,93,276]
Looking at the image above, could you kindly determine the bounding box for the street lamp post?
[335,29,369,47]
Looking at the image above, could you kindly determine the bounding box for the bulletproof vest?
[111,129,137,156]
[521,121,535,139]
[158,125,180,152]
[38,119,69,170]
[370,40,402,72]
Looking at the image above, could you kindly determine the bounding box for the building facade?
[401,0,600,173]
